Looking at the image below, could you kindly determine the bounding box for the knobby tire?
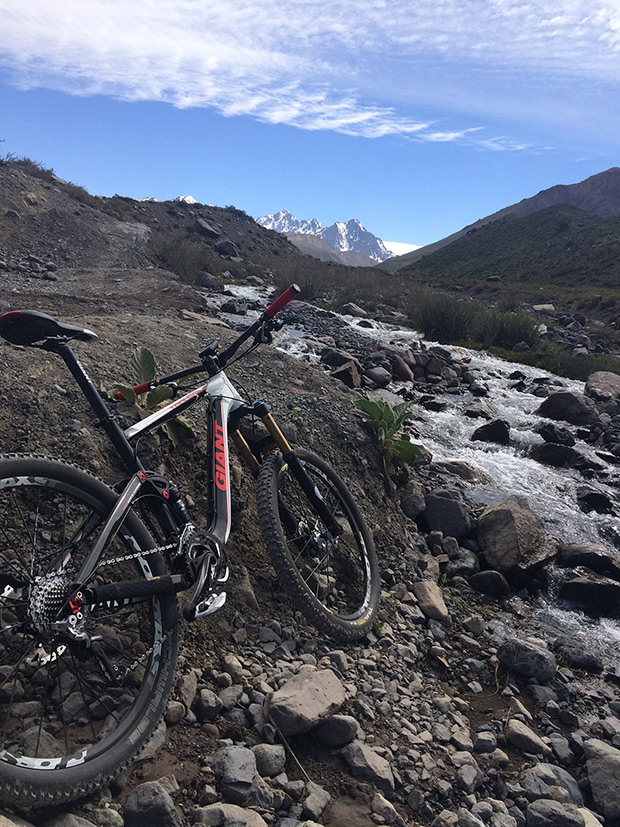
[256,449,379,641]
[0,455,179,806]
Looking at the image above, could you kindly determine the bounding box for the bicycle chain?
[96,540,178,567]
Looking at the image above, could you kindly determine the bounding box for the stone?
[251,743,286,777]
[341,739,395,793]
[530,443,602,471]
[505,719,551,755]
[193,271,224,291]
[400,480,427,520]
[585,370,620,407]
[422,488,474,539]
[537,422,576,446]
[477,495,558,578]
[535,391,599,426]
[558,570,620,617]
[471,419,510,445]
[525,799,585,827]
[214,239,239,258]
[302,780,331,820]
[331,361,362,388]
[194,217,221,239]
[469,570,511,597]
[583,738,620,820]
[264,668,346,736]
[195,688,224,721]
[497,637,556,684]
[121,781,182,827]
[340,302,368,317]
[364,365,392,387]
[392,354,414,382]
[211,745,257,805]
[412,580,449,620]
[313,713,360,746]
[191,803,268,826]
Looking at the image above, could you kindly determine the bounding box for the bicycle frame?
[0,284,344,619]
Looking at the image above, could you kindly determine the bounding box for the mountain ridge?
[381,166,620,272]
[257,209,392,264]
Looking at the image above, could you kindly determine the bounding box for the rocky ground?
[1,262,620,827]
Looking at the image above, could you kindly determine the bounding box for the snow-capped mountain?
[257,210,392,263]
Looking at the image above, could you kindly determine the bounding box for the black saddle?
[0,310,98,346]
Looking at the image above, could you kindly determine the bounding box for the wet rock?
[537,422,576,446]
[497,637,557,684]
[477,495,558,578]
[264,668,345,735]
[535,391,599,426]
[530,443,603,471]
[121,781,182,827]
[340,302,368,317]
[575,487,615,514]
[557,542,620,579]
[470,419,510,445]
[558,570,620,618]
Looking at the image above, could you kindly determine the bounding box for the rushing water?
[214,284,620,668]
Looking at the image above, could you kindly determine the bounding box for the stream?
[214,283,620,672]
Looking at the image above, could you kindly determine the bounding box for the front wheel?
[0,455,179,806]
[256,449,380,641]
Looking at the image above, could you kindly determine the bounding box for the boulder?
[557,543,620,580]
[468,570,511,597]
[585,370,620,410]
[364,366,392,388]
[470,419,510,445]
[339,302,368,317]
[535,391,599,425]
[264,668,345,736]
[391,355,414,382]
[477,495,558,578]
[421,488,474,539]
[530,443,603,471]
[505,719,551,755]
[558,569,620,618]
[537,422,576,446]
[497,637,557,684]
[331,361,362,389]
[194,217,221,239]
[193,271,224,291]
[121,781,182,827]
[584,738,620,821]
[525,799,585,827]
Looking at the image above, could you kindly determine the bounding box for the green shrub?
[408,292,478,343]
[149,230,216,279]
[474,309,540,349]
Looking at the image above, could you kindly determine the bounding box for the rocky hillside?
[2,157,620,827]
[382,167,620,271]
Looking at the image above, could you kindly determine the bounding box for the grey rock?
[211,745,257,805]
[252,743,286,777]
[477,495,558,578]
[196,688,224,721]
[525,799,585,827]
[505,719,551,755]
[583,738,620,820]
[301,780,331,820]
[412,580,449,620]
[264,668,345,736]
[422,488,474,539]
[191,802,268,826]
[313,713,360,746]
[121,780,182,827]
[536,390,599,425]
[497,637,557,684]
[341,739,395,793]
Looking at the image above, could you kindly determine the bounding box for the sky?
[1,1,620,251]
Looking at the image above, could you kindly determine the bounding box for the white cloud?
[2,1,620,145]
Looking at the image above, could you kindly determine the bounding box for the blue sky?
[1,1,620,251]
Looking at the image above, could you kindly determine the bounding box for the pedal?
[195,591,227,619]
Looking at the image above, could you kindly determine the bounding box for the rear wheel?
[0,455,178,805]
[256,449,379,641]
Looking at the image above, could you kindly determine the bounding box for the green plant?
[356,398,430,493]
[408,293,478,343]
[114,346,195,446]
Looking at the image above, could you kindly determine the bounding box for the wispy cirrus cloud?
[2,1,620,147]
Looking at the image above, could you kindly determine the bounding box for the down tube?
[210,396,233,546]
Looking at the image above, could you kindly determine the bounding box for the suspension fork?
[234,401,343,537]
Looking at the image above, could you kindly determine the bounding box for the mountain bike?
[0,284,380,805]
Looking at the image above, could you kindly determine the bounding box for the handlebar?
[116,283,301,398]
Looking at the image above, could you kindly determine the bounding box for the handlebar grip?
[116,381,151,400]
[264,284,301,319]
